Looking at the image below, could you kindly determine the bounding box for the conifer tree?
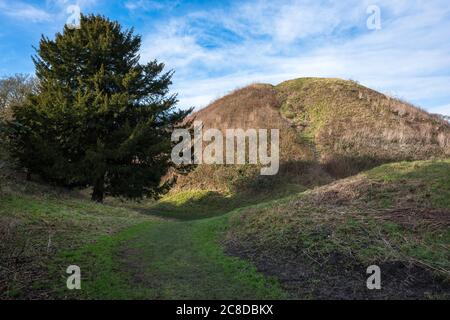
[8,15,192,202]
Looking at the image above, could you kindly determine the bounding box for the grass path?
[54,215,287,299]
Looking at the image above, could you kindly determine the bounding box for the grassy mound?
[226,160,450,299]
[174,78,450,193]
[174,84,332,193]
[276,78,450,177]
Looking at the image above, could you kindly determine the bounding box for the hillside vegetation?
[1,155,449,299]
[226,160,450,299]
[277,78,450,176]
[174,78,450,195]
[0,171,157,299]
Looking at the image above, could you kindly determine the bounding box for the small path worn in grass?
[56,214,286,299]
[116,217,286,299]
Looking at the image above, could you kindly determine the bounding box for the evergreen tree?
[8,15,192,202]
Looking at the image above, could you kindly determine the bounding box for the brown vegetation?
[173,78,450,191]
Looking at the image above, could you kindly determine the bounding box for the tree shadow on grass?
[144,185,306,221]
[144,160,336,221]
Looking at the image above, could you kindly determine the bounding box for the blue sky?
[1,0,449,116]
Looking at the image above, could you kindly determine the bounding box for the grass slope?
[276,78,450,176]
[226,160,450,299]
[0,174,288,299]
[0,189,156,299]
[143,184,306,220]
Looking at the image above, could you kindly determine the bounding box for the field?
[1,159,449,299]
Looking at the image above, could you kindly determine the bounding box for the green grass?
[0,194,153,248]
[227,160,450,277]
[366,160,450,208]
[277,78,349,139]
[2,159,449,299]
[1,178,289,299]
[47,222,156,299]
[144,185,306,220]
[50,215,286,299]
[0,192,155,299]
[146,190,234,220]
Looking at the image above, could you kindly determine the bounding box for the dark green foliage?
[8,15,192,202]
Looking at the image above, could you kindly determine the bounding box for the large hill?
[174,78,450,193]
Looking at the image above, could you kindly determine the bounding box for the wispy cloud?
[430,104,450,116]
[0,0,51,22]
[47,0,98,9]
[1,0,448,115]
[124,0,180,12]
[0,0,100,24]
[139,0,450,113]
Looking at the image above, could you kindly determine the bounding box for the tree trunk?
[91,175,105,203]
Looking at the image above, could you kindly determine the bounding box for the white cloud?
[430,104,450,116]
[140,20,222,70]
[0,0,51,22]
[0,0,100,24]
[125,0,179,12]
[48,0,98,8]
[138,0,450,112]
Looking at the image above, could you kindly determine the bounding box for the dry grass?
[176,84,329,192]
[173,78,450,192]
[276,78,450,177]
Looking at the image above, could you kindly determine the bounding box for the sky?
[0,0,449,116]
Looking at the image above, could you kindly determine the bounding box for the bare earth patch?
[225,240,450,300]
